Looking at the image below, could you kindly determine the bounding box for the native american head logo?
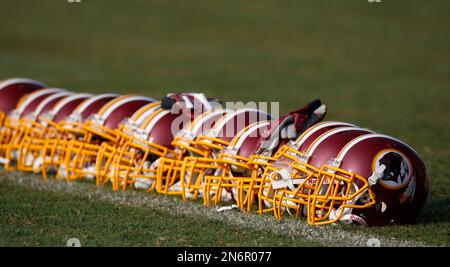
[373,149,413,189]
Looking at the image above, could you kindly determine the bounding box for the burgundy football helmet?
[0,78,46,126]
[260,124,429,226]
[61,94,156,180]
[17,93,94,172]
[201,100,328,209]
[12,90,74,171]
[0,88,63,169]
[36,94,118,178]
[103,93,223,191]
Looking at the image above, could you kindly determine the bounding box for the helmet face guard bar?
[0,112,5,127]
[271,165,376,225]
[16,117,57,172]
[201,152,257,208]
[40,138,69,179]
[58,120,88,137]
[176,149,255,206]
[0,117,19,169]
[62,119,123,181]
[19,115,70,176]
[40,119,94,179]
[258,142,376,225]
[212,153,280,212]
[198,146,292,212]
[95,142,121,186]
[172,135,209,157]
[107,137,175,192]
[62,138,103,181]
[155,156,185,195]
[95,124,149,186]
[82,121,120,144]
[153,134,218,196]
[177,156,226,203]
[0,126,29,170]
[171,132,236,200]
[204,173,258,210]
[195,135,231,152]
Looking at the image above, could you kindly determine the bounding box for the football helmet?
[62,95,156,180]
[17,93,94,173]
[101,93,222,191]
[257,122,364,217]
[256,121,429,226]
[0,88,63,169]
[95,101,162,184]
[202,121,271,208]
[40,94,119,179]
[0,78,46,126]
[177,108,273,202]
[12,90,74,171]
[202,100,328,209]
[155,109,229,195]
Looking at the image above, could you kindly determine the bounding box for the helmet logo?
[372,149,412,189]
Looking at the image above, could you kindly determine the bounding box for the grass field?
[0,0,449,246]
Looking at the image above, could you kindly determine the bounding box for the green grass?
[0,0,449,246]
[0,176,319,247]
[1,172,444,247]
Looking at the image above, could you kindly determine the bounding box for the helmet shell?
[0,78,46,115]
[335,134,429,226]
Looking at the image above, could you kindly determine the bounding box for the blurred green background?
[0,0,448,245]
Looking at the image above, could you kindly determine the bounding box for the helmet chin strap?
[270,169,300,191]
[328,182,370,226]
[368,164,386,186]
[338,213,368,227]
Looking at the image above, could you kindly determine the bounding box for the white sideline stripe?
[0,78,46,90]
[295,121,357,148]
[337,133,421,161]
[233,121,271,150]
[144,110,171,134]
[16,88,64,114]
[33,91,73,117]
[100,96,156,121]
[0,172,430,247]
[133,105,160,126]
[51,93,93,114]
[213,108,273,134]
[75,94,119,113]
[191,109,229,135]
[306,127,374,157]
